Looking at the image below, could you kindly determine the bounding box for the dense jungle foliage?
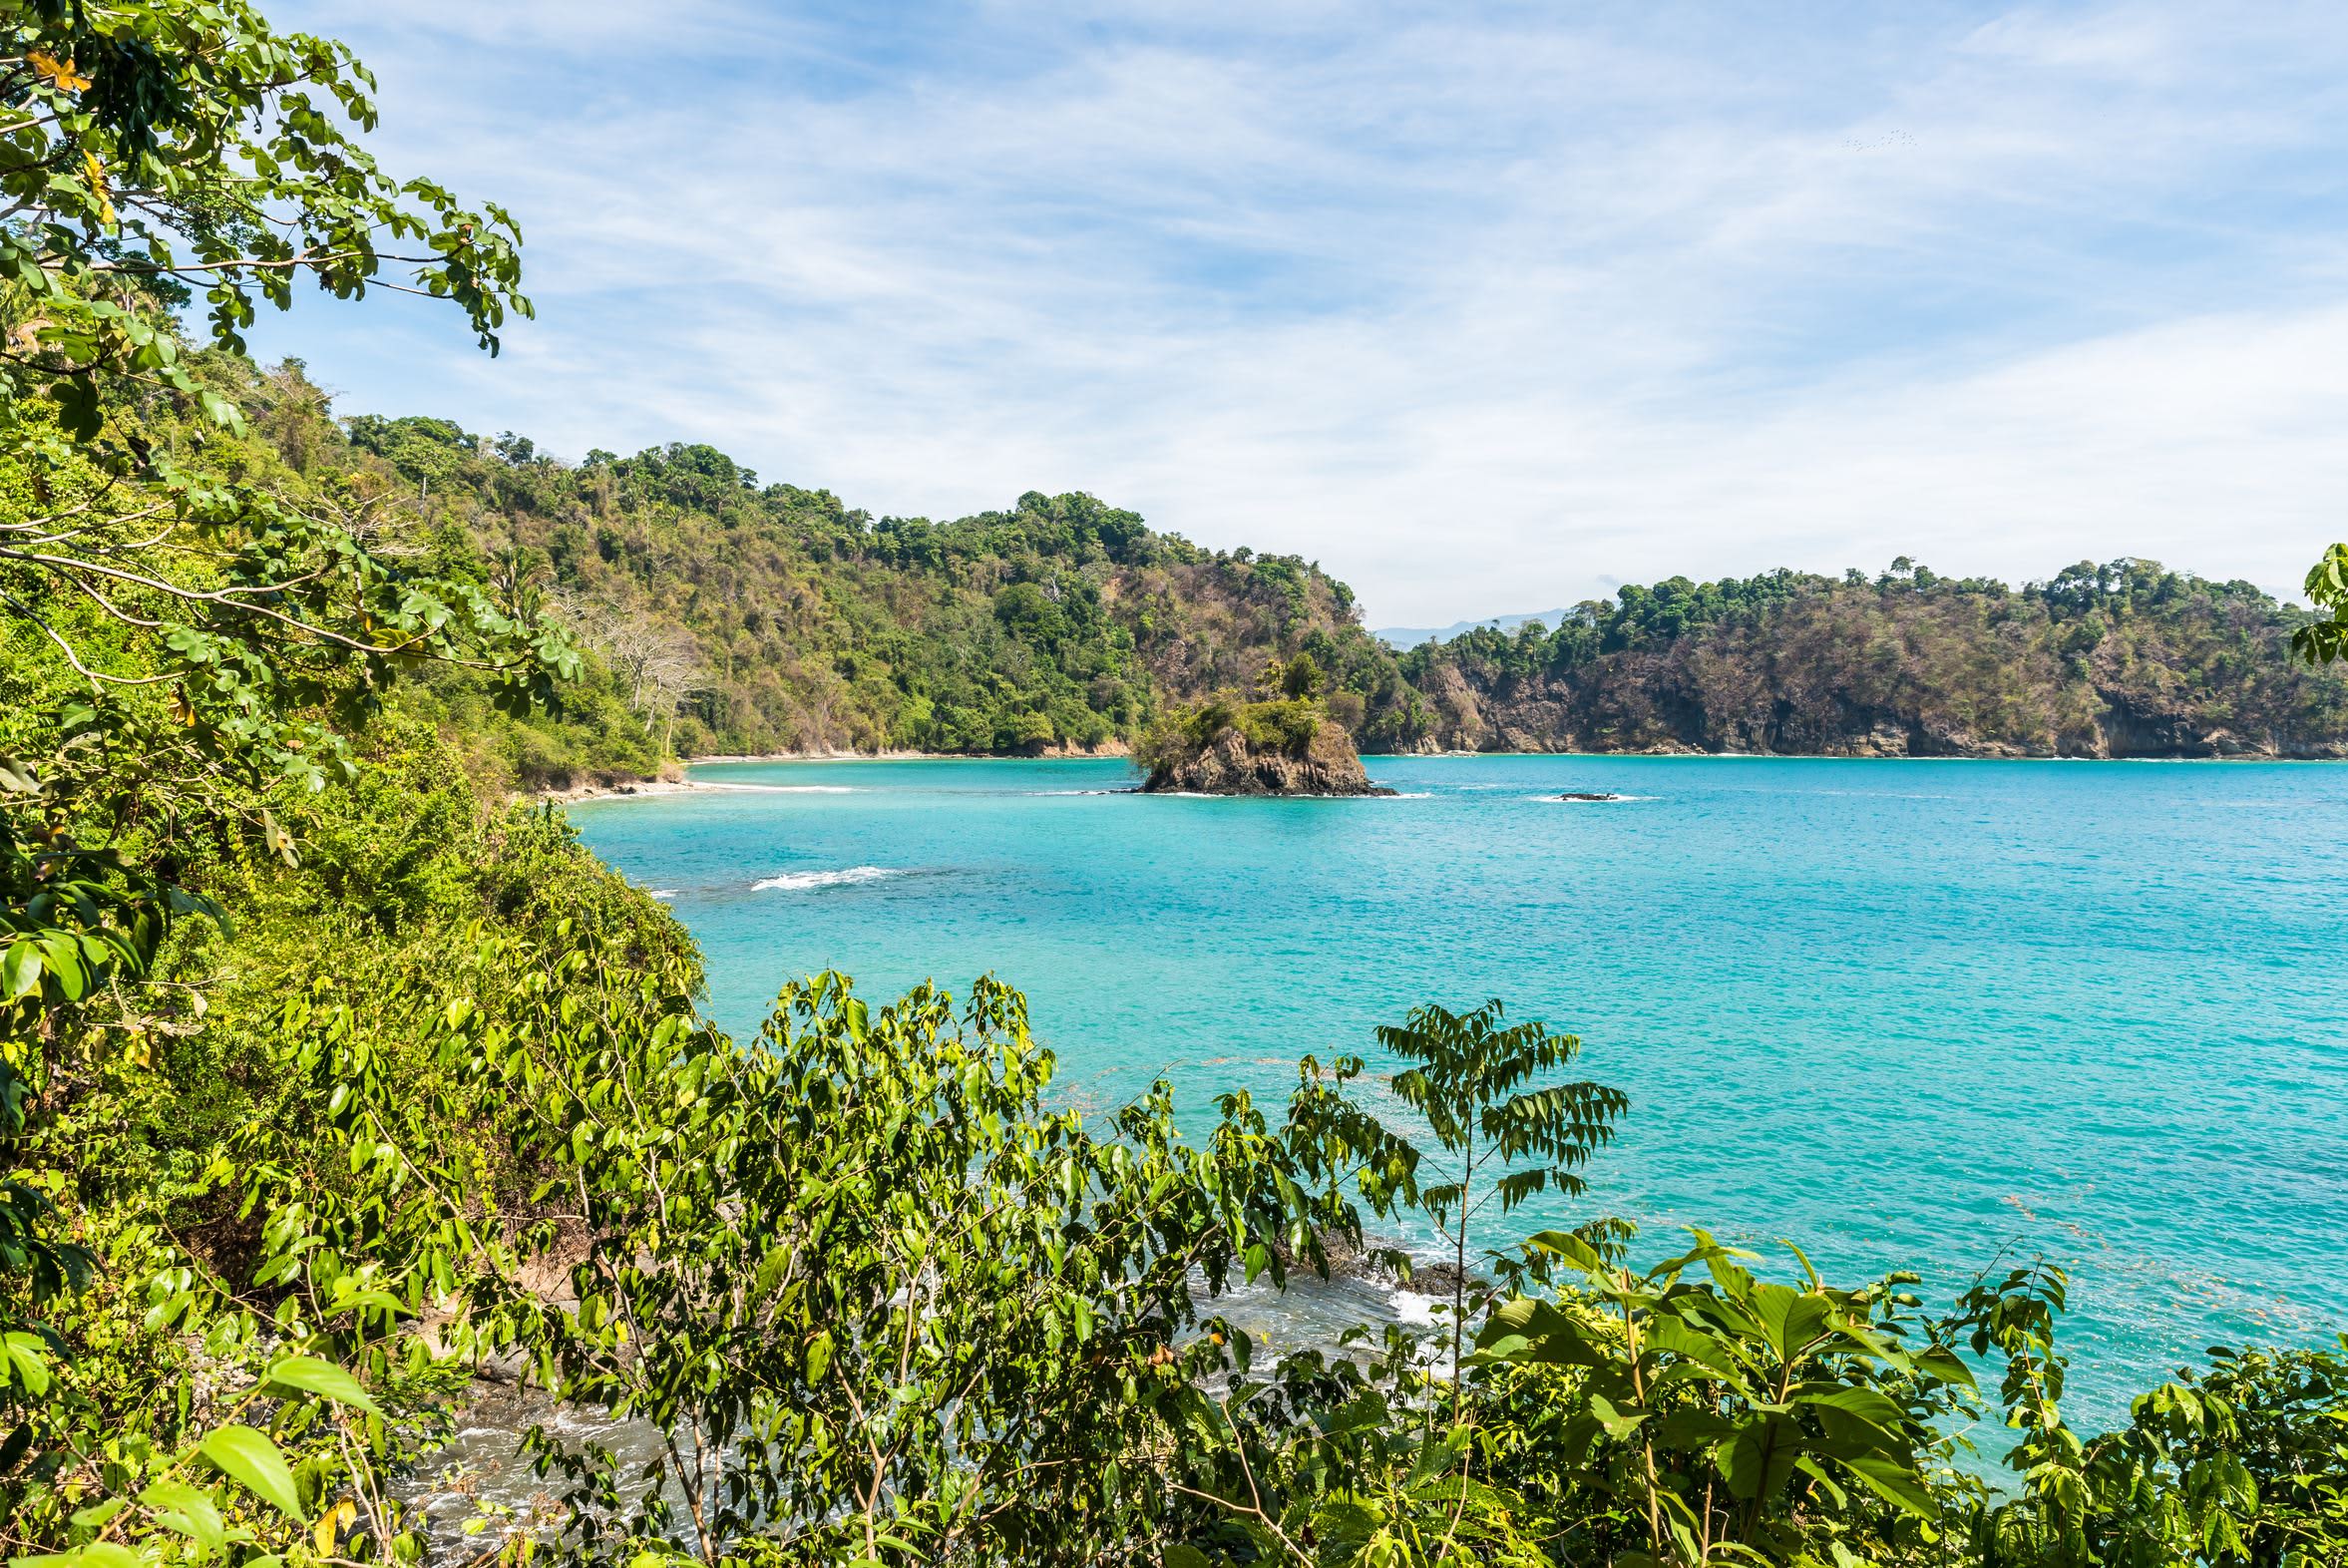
[1397,559,2348,758]
[1,5,2344,1568]
[183,369,2348,778]
[328,403,2348,769]
[331,401,1429,770]
[268,380,2348,774]
[33,322,2326,782]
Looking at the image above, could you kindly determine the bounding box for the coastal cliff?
[1402,663,2348,759]
[1395,561,2348,759]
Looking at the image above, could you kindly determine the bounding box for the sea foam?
[750,866,897,892]
[703,783,856,794]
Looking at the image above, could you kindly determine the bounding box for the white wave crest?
[647,889,678,900]
[702,783,857,794]
[1388,1287,1442,1327]
[750,866,898,892]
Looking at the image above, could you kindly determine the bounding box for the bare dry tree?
[560,600,707,748]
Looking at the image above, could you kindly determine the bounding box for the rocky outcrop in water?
[1139,669,1397,795]
[1142,712,1394,795]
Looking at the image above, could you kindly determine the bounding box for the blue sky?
[253,1,2348,624]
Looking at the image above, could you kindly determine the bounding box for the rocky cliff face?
[1400,588,2348,759]
[1141,715,1395,795]
[1407,666,2348,758]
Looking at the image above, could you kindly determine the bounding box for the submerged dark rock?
[1556,791,1625,802]
[1395,1261,1489,1301]
[1272,1229,1387,1281]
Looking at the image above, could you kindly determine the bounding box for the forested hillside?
[296,370,1430,771]
[1399,559,2348,758]
[254,356,2348,777]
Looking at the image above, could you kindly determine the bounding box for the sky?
[250,0,2348,626]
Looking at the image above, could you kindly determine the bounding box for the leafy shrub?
[1236,697,1324,756]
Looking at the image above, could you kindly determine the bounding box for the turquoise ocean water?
[570,755,2348,1423]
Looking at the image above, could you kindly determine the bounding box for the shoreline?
[527,776,708,807]
[534,744,2344,806]
[682,749,2348,765]
[688,743,1133,764]
[1359,749,2348,763]
[689,748,960,763]
[532,747,1137,806]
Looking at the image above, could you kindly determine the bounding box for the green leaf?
[40,937,87,1000]
[1911,1344,1978,1390]
[1587,1392,1647,1440]
[141,1478,227,1551]
[1648,1315,1743,1380]
[1841,1453,1939,1519]
[1522,1228,1612,1276]
[27,1546,142,1568]
[196,390,246,434]
[260,808,297,869]
[1475,1297,1603,1367]
[0,1333,52,1395]
[260,1354,382,1416]
[198,1423,303,1520]
[68,1499,126,1530]
[51,374,100,440]
[1793,1454,1849,1509]
[0,940,36,1001]
[1797,1383,1907,1434]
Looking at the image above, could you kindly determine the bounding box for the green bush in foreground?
[13,867,2347,1566]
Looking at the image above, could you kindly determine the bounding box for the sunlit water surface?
[558,754,2348,1428]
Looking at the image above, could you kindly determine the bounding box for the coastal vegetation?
[334,407,1427,772]
[337,400,2348,769]
[127,376,2348,779]
[0,5,2343,1568]
[18,334,2326,784]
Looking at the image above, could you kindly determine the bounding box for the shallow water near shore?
[569,753,2348,1426]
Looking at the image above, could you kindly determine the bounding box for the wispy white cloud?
[252,1,2348,622]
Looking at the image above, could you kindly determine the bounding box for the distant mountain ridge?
[1372,608,1572,648]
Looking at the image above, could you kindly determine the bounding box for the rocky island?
[1136,655,1396,796]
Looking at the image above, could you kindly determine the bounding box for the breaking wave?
[750,866,898,892]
